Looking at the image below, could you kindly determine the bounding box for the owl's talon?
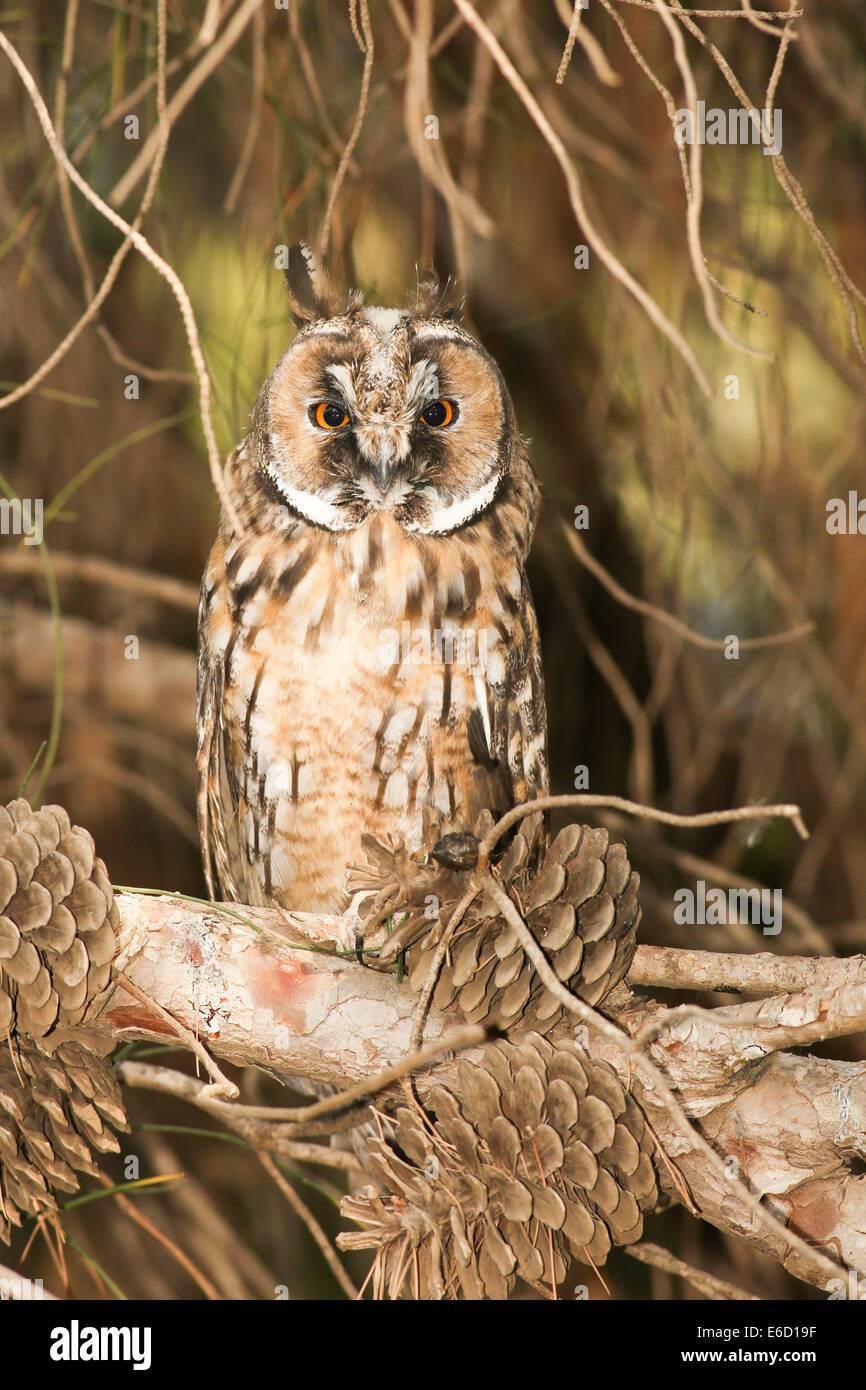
[354,932,367,967]
[432,833,480,871]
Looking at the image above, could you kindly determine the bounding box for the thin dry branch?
[0,32,241,534]
[0,550,199,612]
[257,1151,358,1300]
[2,3,174,407]
[612,2,801,15]
[317,0,375,262]
[54,0,190,385]
[561,521,814,652]
[740,0,799,42]
[666,0,866,367]
[223,3,266,214]
[402,0,495,285]
[476,791,808,864]
[108,0,267,207]
[621,832,828,954]
[555,0,621,88]
[198,1023,489,1123]
[650,0,773,361]
[118,1062,368,1164]
[92,1170,221,1301]
[627,1241,759,1299]
[69,2,223,165]
[289,0,352,159]
[452,0,713,395]
[113,970,238,1099]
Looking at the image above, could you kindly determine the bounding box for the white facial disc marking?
[267,433,357,531]
[420,470,502,535]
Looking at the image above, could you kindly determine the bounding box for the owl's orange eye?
[420,399,456,428]
[314,402,350,429]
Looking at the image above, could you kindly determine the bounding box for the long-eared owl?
[196,245,548,914]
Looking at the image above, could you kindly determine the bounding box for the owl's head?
[244,245,524,537]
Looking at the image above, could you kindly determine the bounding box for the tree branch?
[74,889,865,1294]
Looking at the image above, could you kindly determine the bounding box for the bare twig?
[118,1063,368,1164]
[561,521,814,652]
[477,792,809,864]
[224,3,266,214]
[3,1,174,408]
[610,1,801,15]
[257,1151,358,1299]
[0,30,242,534]
[0,549,199,612]
[205,1024,489,1122]
[409,884,480,1050]
[452,0,713,396]
[555,0,621,87]
[665,0,866,366]
[403,0,495,285]
[651,0,772,361]
[627,1241,759,1299]
[109,0,267,207]
[317,0,375,262]
[113,971,239,1099]
[93,1172,220,1301]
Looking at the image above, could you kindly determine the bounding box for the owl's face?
[247,255,518,538]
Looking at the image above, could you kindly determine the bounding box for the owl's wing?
[464,577,549,832]
[196,624,264,907]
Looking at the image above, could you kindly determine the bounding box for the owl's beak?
[356,421,410,494]
[372,454,399,493]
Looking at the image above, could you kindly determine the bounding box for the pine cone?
[355,816,640,1032]
[0,798,118,1038]
[0,798,127,1239]
[338,1032,658,1299]
[0,1037,126,1241]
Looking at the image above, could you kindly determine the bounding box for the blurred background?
[0,0,864,1299]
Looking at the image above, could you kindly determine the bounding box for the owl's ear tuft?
[412,269,465,322]
[283,242,341,323]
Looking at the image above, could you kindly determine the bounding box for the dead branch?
[0,552,198,611]
[108,0,267,208]
[626,1241,759,1300]
[0,29,241,534]
[630,945,866,997]
[452,0,714,396]
[0,601,194,741]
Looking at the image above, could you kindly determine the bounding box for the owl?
[196,245,548,916]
